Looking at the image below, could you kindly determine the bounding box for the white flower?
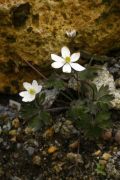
[66,30,76,38]
[19,80,42,102]
[51,46,85,73]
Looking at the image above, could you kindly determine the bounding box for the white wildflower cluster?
[20,46,85,102]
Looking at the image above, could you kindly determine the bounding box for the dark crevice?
[11,3,31,28]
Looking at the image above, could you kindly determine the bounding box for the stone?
[99,160,107,166]
[102,153,112,161]
[93,64,120,109]
[0,126,2,134]
[115,130,120,144]
[53,162,64,173]
[115,78,120,88]
[66,152,83,164]
[32,155,41,166]
[48,146,58,154]
[106,163,119,178]
[93,150,102,156]
[53,119,78,138]
[69,140,80,149]
[43,127,54,139]
[24,127,34,134]
[101,129,112,141]
[12,118,20,128]
[26,146,35,156]
[9,129,17,136]
[0,0,120,92]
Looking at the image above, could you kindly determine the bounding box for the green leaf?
[38,92,46,104]
[19,102,39,119]
[40,111,52,126]
[95,111,111,130]
[28,111,52,130]
[78,66,98,81]
[95,163,106,176]
[45,74,66,90]
[28,114,43,130]
[97,85,110,99]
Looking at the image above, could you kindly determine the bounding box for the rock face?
[93,65,120,110]
[0,0,120,92]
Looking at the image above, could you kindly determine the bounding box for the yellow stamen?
[29,88,36,95]
[65,56,71,63]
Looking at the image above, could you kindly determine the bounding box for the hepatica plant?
[19,46,114,138]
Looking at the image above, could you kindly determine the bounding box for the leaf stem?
[47,107,69,112]
[61,91,73,101]
[23,59,48,80]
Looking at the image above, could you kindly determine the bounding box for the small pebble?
[48,146,58,154]
[43,127,54,138]
[32,155,41,166]
[102,153,112,161]
[101,129,112,141]
[9,130,17,136]
[17,143,21,149]
[66,152,83,164]
[99,160,107,166]
[26,147,35,156]
[12,118,20,128]
[93,150,102,156]
[115,130,120,144]
[0,126,2,134]
[69,140,80,149]
[24,127,34,135]
[10,136,16,142]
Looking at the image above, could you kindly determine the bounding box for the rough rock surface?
[0,0,120,92]
[93,65,120,110]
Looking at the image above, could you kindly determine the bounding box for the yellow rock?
[93,150,102,156]
[24,127,34,135]
[102,153,112,161]
[0,0,120,92]
[48,146,58,154]
[43,127,54,139]
[69,140,80,149]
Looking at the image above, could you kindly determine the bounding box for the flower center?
[29,88,36,95]
[65,56,71,63]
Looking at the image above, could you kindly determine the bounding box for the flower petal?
[19,91,36,102]
[19,91,28,97]
[51,61,64,69]
[70,63,85,72]
[62,63,71,73]
[23,82,32,90]
[32,80,38,87]
[61,46,70,58]
[51,54,64,62]
[71,53,80,62]
[31,80,42,93]
[22,94,35,102]
[36,85,42,93]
